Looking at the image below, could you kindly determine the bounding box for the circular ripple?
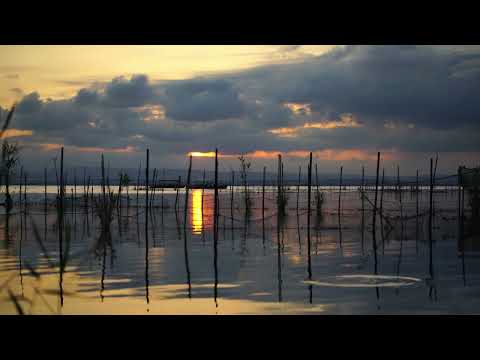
[303,275,422,288]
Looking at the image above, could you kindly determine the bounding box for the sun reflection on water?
[192,189,203,235]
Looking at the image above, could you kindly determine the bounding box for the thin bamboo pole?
[307,152,312,280]
[372,152,380,273]
[183,155,192,298]
[145,149,150,304]
[213,149,219,307]
[338,166,343,215]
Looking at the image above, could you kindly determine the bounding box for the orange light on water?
[191,189,203,234]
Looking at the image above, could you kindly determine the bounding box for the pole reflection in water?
[277,218,283,303]
[5,172,475,315]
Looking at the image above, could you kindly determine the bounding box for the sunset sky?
[1,45,479,176]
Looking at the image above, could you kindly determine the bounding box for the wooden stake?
[416,169,419,251]
[59,147,64,306]
[307,152,312,280]
[183,155,192,298]
[372,152,380,273]
[231,170,234,223]
[338,166,343,215]
[213,148,219,307]
[44,168,47,214]
[297,166,301,214]
[136,163,141,217]
[145,149,150,304]
[429,158,433,277]
[277,154,281,215]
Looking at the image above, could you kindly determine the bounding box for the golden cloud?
[187,149,397,161]
[283,102,312,116]
[40,144,136,154]
[132,105,166,122]
[268,114,362,137]
[0,129,33,139]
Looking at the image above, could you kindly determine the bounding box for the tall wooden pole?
[183,155,192,298]
[297,166,301,214]
[59,147,64,306]
[372,152,380,273]
[307,152,312,280]
[44,168,47,214]
[213,149,219,307]
[429,158,434,277]
[145,149,150,304]
[338,166,343,215]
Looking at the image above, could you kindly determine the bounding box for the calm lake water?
[1,185,479,314]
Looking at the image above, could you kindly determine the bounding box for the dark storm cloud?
[244,100,296,130]
[16,97,89,131]
[288,123,480,153]
[4,45,480,173]
[16,92,43,114]
[74,88,100,106]
[10,83,148,147]
[162,79,246,121]
[235,45,480,130]
[103,74,155,107]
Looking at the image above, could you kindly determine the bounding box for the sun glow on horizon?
[188,149,396,162]
[189,151,217,158]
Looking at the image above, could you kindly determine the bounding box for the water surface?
[1,186,479,314]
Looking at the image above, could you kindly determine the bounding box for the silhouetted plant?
[315,191,324,217]
[314,164,324,218]
[93,185,118,257]
[92,155,118,257]
[0,106,18,213]
[119,171,131,206]
[1,140,20,212]
[238,154,253,217]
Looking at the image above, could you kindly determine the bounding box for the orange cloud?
[268,114,362,138]
[188,151,246,159]
[188,149,397,162]
[40,143,136,154]
[313,149,396,161]
[76,146,136,154]
[40,143,63,151]
[0,129,33,139]
[132,105,166,122]
[268,127,298,138]
[283,102,312,116]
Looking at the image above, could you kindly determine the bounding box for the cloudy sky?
[1,45,479,176]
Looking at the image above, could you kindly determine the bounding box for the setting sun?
[188,151,216,158]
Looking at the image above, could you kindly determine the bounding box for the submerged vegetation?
[93,174,118,256]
